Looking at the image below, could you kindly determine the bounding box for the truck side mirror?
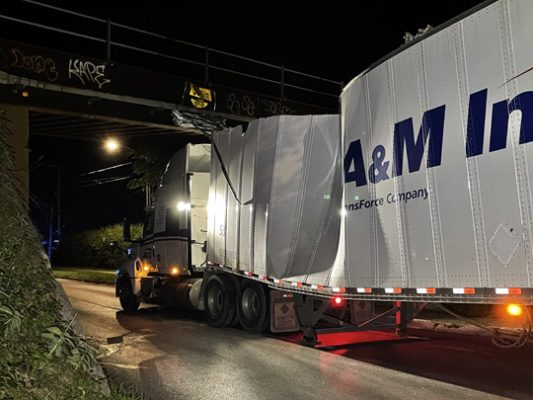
[123,218,131,242]
[110,240,129,255]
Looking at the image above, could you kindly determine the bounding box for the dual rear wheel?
[117,272,270,333]
[204,274,269,334]
[117,277,140,312]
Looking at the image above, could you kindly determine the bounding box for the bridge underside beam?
[0,84,202,136]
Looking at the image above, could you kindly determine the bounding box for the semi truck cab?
[116,144,210,311]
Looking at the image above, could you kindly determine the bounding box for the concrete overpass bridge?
[0,1,341,203]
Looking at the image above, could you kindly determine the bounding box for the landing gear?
[237,280,269,334]
[293,296,419,347]
[204,274,237,328]
[293,295,329,347]
[117,277,140,312]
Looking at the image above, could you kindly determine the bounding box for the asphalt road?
[59,279,533,400]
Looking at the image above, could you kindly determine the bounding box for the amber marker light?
[170,267,179,276]
[506,304,523,317]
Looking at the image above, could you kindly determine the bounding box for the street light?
[103,137,121,154]
[100,139,152,207]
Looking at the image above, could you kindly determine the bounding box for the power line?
[77,175,132,188]
[80,162,133,176]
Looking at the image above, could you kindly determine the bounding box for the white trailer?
[116,0,533,346]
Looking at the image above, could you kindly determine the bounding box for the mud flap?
[270,291,300,333]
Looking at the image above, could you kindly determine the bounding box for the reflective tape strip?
[416,288,436,294]
[357,288,372,293]
[244,271,253,277]
[332,287,346,293]
[385,288,402,294]
[291,281,303,287]
[496,288,522,295]
[273,278,285,285]
[453,288,476,294]
[311,284,325,290]
[259,275,269,281]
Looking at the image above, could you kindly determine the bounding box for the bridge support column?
[1,104,29,208]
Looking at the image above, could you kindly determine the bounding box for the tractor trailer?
[116,0,533,345]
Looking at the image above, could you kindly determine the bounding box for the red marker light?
[332,296,344,306]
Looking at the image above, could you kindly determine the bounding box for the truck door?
[135,208,156,292]
[155,205,189,274]
[190,172,209,269]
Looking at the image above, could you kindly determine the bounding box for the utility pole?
[145,181,151,207]
[56,162,61,244]
[46,161,61,260]
[47,201,54,260]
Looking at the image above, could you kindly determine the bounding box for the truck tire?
[237,280,269,334]
[117,277,140,312]
[204,274,236,328]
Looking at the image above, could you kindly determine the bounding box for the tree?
[127,148,168,206]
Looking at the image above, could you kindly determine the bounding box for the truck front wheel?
[237,280,269,334]
[117,277,140,312]
[204,274,236,327]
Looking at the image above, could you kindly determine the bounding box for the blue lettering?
[392,105,446,177]
[466,89,487,157]
[343,88,533,189]
[344,139,368,187]
[489,100,508,152]
[513,92,533,145]
[368,145,389,183]
[489,91,533,152]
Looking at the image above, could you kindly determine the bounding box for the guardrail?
[0,0,341,106]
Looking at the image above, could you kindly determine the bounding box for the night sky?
[55,1,486,82]
[2,1,487,237]
[2,1,487,82]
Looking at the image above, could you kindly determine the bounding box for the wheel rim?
[241,287,261,322]
[207,285,224,316]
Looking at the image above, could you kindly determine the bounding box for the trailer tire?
[237,280,269,334]
[204,274,236,328]
[117,277,140,312]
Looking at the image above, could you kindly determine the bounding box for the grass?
[109,380,144,400]
[53,267,117,284]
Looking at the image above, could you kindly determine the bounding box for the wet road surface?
[59,279,533,400]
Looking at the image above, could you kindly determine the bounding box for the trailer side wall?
[339,0,533,290]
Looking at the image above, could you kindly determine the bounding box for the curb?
[55,280,112,397]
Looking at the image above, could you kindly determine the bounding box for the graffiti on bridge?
[225,92,293,117]
[68,58,110,89]
[10,48,58,82]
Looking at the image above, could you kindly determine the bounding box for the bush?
[0,110,105,399]
[54,224,142,269]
